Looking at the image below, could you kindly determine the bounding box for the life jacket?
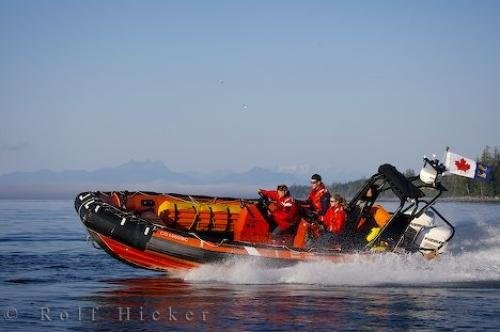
[308,183,330,215]
[356,205,391,241]
[321,205,347,235]
[364,205,391,243]
[371,205,391,227]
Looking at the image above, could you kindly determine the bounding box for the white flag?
[444,151,477,178]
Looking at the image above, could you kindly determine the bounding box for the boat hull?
[76,191,370,272]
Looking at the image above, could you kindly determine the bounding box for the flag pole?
[442,146,451,176]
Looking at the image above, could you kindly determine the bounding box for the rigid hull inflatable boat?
[75,159,455,272]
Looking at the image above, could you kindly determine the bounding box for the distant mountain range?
[0,160,306,199]
[0,160,366,199]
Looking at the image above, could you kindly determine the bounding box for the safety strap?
[208,206,215,231]
[188,205,200,231]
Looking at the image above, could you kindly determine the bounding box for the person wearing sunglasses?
[320,194,348,237]
[305,174,331,217]
[309,193,348,249]
[258,184,299,236]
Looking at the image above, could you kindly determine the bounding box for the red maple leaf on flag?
[455,158,471,172]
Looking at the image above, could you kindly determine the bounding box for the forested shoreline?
[290,146,500,201]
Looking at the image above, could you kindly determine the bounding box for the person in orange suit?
[258,185,299,236]
[320,194,348,236]
[305,174,330,217]
[308,193,348,248]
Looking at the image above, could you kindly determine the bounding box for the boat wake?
[178,249,500,286]
[179,205,500,286]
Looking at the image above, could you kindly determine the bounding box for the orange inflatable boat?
[75,161,455,272]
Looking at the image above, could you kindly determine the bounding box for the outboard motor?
[413,226,453,254]
[407,211,453,254]
[409,211,435,232]
[402,157,455,255]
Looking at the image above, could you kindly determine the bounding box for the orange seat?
[293,220,310,249]
[233,205,270,242]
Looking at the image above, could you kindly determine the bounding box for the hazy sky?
[1,1,499,178]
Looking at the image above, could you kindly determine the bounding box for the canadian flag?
[444,151,477,178]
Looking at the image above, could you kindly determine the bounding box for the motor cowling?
[403,211,452,254]
[408,211,435,232]
[413,225,453,254]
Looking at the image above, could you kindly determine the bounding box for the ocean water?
[1,200,500,331]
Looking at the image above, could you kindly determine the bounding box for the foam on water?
[180,249,500,286]
[180,204,500,286]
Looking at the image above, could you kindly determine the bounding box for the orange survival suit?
[259,189,299,233]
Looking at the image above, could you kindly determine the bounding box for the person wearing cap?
[258,185,299,236]
[305,174,331,217]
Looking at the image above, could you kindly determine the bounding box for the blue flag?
[475,163,493,182]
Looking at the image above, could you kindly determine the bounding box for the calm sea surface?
[1,200,500,331]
